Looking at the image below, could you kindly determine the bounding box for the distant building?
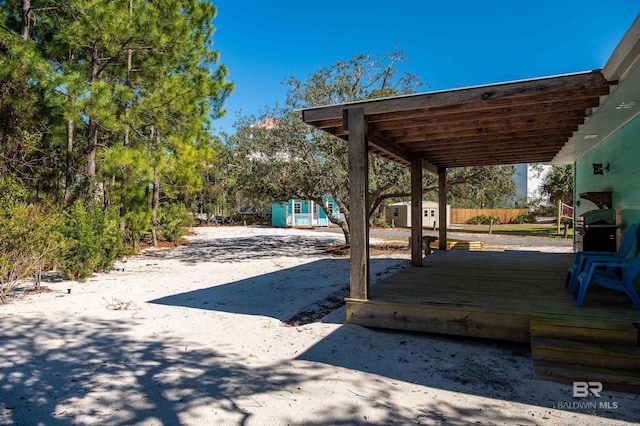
[513,164,528,204]
[513,163,552,206]
[271,197,342,228]
[386,201,451,228]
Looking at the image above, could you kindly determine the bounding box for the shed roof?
[301,70,612,171]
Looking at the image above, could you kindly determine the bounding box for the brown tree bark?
[86,42,99,177]
[64,119,74,202]
[20,0,30,41]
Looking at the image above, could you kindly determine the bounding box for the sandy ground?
[1,226,638,425]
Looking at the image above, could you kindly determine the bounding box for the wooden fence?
[451,208,529,224]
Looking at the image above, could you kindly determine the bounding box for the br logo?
[573,381,603,398]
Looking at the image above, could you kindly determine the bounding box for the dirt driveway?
[1,226,637,425]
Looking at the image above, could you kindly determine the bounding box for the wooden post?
[438,167,448,250]
[411,156,423,266]
[557,199,562,235]
[346,108,369,300]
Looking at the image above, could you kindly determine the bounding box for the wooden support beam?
[421,147,564,162]
[422,158,438,175]
[398,128,577,149]
[366,95,605,127]
[301,71,612,176]
[409,139,568,157]
[367,126,411,164]
[438,167,447,251]
[431,157,558,169]
[347,108,369,299]
[301,71,609,123]
[411,156,423,267]
[432,153,562,168]
[392,123,581,144]
[374,110,588,135]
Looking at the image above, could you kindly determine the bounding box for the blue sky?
[209,1,638,134]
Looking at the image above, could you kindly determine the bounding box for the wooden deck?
[346,250,640,392]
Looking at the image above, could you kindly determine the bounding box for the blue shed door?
[271,203,287,227]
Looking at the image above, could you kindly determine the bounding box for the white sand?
[1,226,638,425]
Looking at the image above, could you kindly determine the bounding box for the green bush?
[510,213,536,224]
[123,207,152,250]
[466,215,502,225]
[58,200,123,280]
[0,176,28,204]
[370,216,388,228]
[155,203,194,243]
[0,202,60,299]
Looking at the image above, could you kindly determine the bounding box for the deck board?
[366,250,639,322]
[348,250,640,391]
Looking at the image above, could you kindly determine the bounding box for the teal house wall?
[575,115,640,254]
[271,202,288,227]
[271,197,340,228]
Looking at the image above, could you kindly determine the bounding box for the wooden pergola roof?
[301,70,612,170]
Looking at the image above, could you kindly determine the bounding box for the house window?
[393,208,399,217]
[327,203,335,216]
[431,210,436,217]
[294,202,301,214]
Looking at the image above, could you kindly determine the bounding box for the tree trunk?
[119,171,127,232]
[151,128,160,246]
[20,0,30,41]
[86,42,99,176]
[86,118,97,176]
[339,221,350,245]
[151,169,160,247]
[64,119,74,203]
[311,196,351,245]
[123,0,133,146]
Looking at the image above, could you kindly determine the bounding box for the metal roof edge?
[603,14,640,82]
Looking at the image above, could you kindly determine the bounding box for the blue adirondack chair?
[565,223,637,294]
[575,251,640,308]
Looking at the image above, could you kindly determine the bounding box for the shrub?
[510,213,536,224]
[466,215,501,225]
[155,203,194,243]
[0,176,28,204]
[0,251,34,304]
[370,216,388,228]
[58,200,123,280]
[123,207,152,250]
[0,202,60,293]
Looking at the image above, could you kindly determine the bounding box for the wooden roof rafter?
[301,70,613,170]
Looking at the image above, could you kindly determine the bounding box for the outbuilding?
[386,201,450,229]
[271,197,342,228]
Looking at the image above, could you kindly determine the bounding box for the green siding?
[575,115,640,254]
[271,203,287,227]
[270,197,338,227]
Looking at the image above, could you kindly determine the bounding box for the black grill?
[576,209,618,252]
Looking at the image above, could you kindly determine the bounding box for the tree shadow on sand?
[0,315,312,425]
[1,314,607,426]
[295,325,640,424]
[149,258,407,322]
[144,230,343,265]
[4,228,635,424]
